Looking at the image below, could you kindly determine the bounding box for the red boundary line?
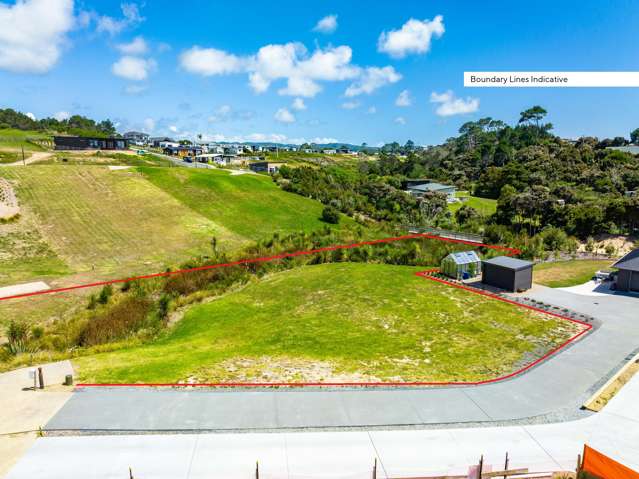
[5,231,590,388]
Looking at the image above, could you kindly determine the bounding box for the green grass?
[534,260,615,287]
[0,165,233,278]
[0,129,48,151]
[74,262,581,383]
[449,192,497,216]
[41,152,173,167]
[138,166,353,240]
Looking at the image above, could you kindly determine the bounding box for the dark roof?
[483,256,533,271]
[613,248,639,272]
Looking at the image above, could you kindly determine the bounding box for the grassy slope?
[449,192,497,216]
[0,166,233,279]
[534,260,615,287]
[138,167,352,240]
[0,129,48,163]
[75,262,579,383]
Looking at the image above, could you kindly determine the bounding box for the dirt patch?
[578,234,637,256]
[0,177,20,220]
[191,356,382,383]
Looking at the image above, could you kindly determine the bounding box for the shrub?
[98,284,113,304]
[79,297,153,346]
[321,205,340,224]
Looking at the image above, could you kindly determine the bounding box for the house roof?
[444,250,481,265]
[613,248,639,272]
[408,182,456,193]
[483,256,533,271]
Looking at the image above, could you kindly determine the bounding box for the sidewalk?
[0,361,74,478]
[6,368,639,478]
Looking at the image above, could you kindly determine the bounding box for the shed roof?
[444,250,481,265]
[613,248,639,272]
[483,256,533,271]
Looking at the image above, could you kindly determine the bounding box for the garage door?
[631,271,639,292]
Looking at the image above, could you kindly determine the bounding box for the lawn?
[449,192,497,216]
[74,262,582,383]
[138,166,353,240]
[534,260,615,288]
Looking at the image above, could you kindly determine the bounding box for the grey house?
[613,249,639,292]
[482,256,534,292]
[405,182,456,201]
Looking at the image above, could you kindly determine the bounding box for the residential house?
[405,181,457,202]
[122,131,149,145]
[322,149,337,154]
[163,145,203,158]
[249,161,284,174]
[150,137,174,148]
[53,136,129,151]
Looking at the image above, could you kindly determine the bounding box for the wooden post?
[129,466,133,479]
[503,452,509,479]
[372,458,377,479]
[577,453,582,476]
[255,460,259,479]
[38,367,44,389]
[21,146,25,166]
[478,455,483,479]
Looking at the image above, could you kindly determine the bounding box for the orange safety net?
[582,445,639,479]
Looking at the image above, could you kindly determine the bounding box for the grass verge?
[534,260,614,288]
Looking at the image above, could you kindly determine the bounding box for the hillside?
[74,262,581,383]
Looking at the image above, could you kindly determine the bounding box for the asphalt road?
[45,286,639,432]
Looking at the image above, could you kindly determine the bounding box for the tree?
[321,205,340,224]
[455,205,480,225]
[631,128,639,144]
[518,106,548,128]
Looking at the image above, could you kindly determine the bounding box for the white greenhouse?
[440,251,482,280]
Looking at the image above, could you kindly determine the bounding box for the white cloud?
[54,111,70,121]
[112,56,156,81]
[96,2,144,36]
[0,0,74,74]
[116,36,148,55]
[142,118,155,132]
[395,89,412,107]
[291,98,306,110]
[341,101,360,110]
[179,46,244,76]
[344,66,401,97]
[429,90,479,116]
[313,14,338,34]
[394,116,406,125]
[366,106,377,114]
[180,41,394,99]
[274,107,295,124]
[198,132,340,146]
[378,16,445,58]
[25,112,36,120]
[169,125,178,133]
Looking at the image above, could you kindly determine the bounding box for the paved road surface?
[45,286,639,432]
[8,365,639,478]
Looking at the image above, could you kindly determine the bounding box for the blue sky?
[1,0,638,145]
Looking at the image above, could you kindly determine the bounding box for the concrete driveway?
[44,285,639,432]
[8,364,639,479]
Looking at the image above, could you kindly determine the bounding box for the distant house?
[405,182,457,202]
[613,249,639,293]
[249,161,284,174]
[163,145,203,157]
[53,136,129,151]
[322,149,337,154]
[441,251,482,280]
[482,256,533,292]
[149,136,174,147]
[122,131,149,145]
[337,147,352,154]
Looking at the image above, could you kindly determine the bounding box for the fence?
[404,225,484,244]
